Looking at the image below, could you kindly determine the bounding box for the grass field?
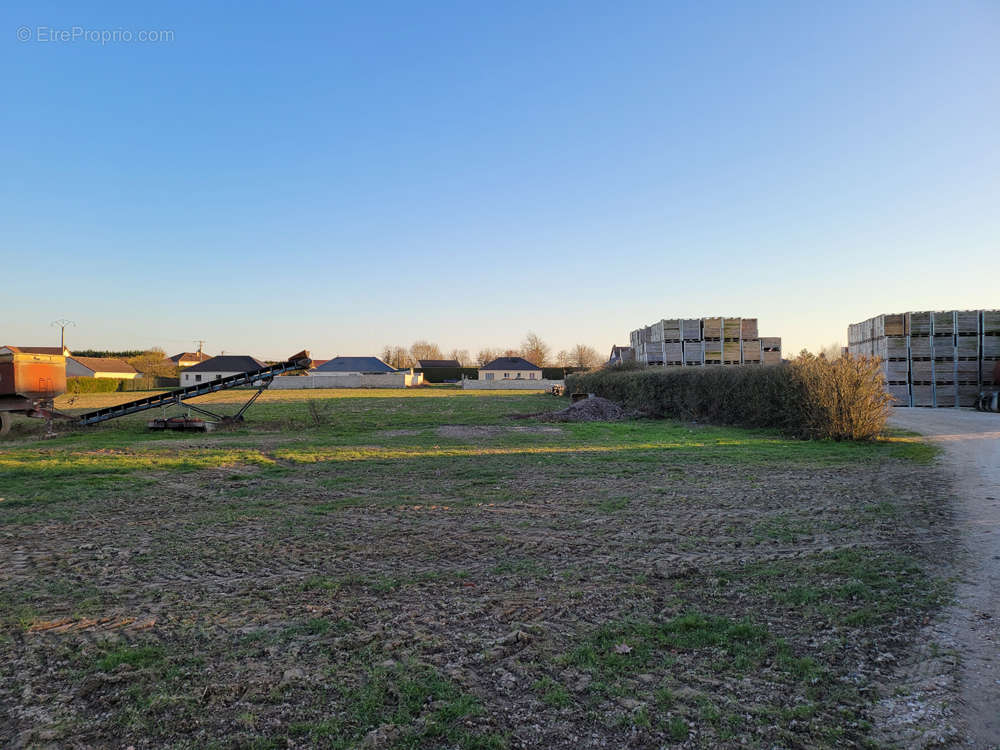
[0,389,952,748]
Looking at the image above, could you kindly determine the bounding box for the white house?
[478,356,542,381]
[180,355,267,386]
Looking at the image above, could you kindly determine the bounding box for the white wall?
[270,372,422,389]
[477,369,542,381]
[181,370,257,386]
[462,378,564,390]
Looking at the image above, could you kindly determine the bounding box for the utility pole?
[51,318,75,352]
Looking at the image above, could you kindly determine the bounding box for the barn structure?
[66,357,139,380]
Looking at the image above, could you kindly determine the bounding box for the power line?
[51,318,75,350]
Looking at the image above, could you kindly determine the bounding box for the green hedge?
[67,377,125,393]
[542,367,587,380]
[565,355,891,440]
[67,376,179,393]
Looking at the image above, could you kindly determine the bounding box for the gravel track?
[889,408,1000,749]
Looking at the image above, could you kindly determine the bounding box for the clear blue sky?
[2,1,997,359]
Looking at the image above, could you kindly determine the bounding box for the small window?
[195,374,202,382]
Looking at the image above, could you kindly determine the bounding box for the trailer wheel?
[0,412,10,437]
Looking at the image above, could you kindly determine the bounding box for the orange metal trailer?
[0,352,67,435]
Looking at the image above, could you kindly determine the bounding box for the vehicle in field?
[0,351,312,435]
[0,351,67,435]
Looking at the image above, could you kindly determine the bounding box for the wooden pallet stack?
[847,310,999,407]
[629,317,782,368]
[760,337,782,366]
[984,311,1000,390]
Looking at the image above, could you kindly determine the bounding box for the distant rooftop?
[170,351,212,364]
[68,356,137,374]
[313,356,395,374]
[184,355,266,373]
[480,356,541,371]
[1,346,68,355]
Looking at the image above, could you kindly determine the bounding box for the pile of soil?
[534,396,631,422]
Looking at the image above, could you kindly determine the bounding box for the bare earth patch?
[0,394,959,748]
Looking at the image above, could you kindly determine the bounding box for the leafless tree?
[554,350,572,367]
[448,349,473,367]
[380,345,413,369]
[571,344,603,369]
[410,340,444,363]
[819,342,844,361]
[520,332,550,366]
[476,348,499,366]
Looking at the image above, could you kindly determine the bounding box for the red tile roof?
[170,351,212,363]
[68,357,138,374]
[2,346,67,355]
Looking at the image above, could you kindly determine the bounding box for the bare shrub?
[306,399,331,426]
[791,353,892,440]
[566,354,891,441]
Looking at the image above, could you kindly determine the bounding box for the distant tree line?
[380,332,605,370]
[70,349,145,359]
[68,347,179,377]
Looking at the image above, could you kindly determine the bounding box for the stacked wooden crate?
[760,337,782,366]
[628,317,782,368]
[703,316,722,365]
[984,311,1000,390]
[847,310,999,407]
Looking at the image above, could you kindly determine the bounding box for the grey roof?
[417,359,461,368]
[184,355,266,373]
[480,356,542,371]
[313,356,395,374]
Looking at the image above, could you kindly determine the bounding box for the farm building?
[628,318,781,367]
[417,359,461,370]
[848,310,1000,407]
[169,351,212,368]
[269,355,422,389]
[312,356,395,375]
[478,356,542,381]
[0,345,71,356]
[180,355,267,386]
[416,359,464,383]
[66,357,139,380]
